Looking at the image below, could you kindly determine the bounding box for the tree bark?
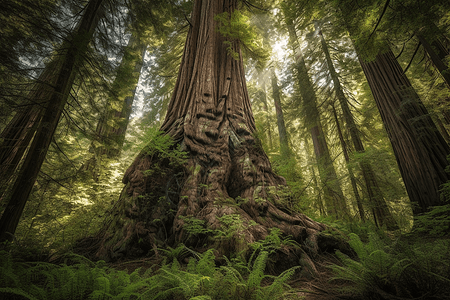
[79,0,347,265]
[359,49,450,214]
[260,83,274,150]
[0,0,105,243]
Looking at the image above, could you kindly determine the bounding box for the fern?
[0,287,39,300]
[330,233,450,298]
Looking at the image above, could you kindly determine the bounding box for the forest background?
[0,0,450,299]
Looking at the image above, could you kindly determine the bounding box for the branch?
[184,13,192,27]
[403,41,421,74]
[366,0,390,42]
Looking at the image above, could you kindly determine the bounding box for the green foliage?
[214,11,269,67]
[0,251,153,300]
[149,249,297,300]
[214,214,246,239]
[143,130,188,168]
[330,233,450,299]
[181,216,214,238]
[413,204,450,236]
[250,228,298,255]
[0,248,294,300]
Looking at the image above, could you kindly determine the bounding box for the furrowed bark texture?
[83,0,347,267]
[360,50,450,214]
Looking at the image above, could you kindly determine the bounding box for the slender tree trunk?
[317,26,397,228]
[417,34,450,89]
[260,83,273,150]
[94,34,146,159]
[304,138,325,216]
[331,104,365,221]
[83,34,146,181]
[359,49,450,214]
[79,0,347,264]
[270,70,290,157]
[285,20,348,219]
[0,0,105,243]
[436,116,450,143]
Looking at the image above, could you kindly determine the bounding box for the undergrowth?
[0,247,298,300]
[330,232,450,299]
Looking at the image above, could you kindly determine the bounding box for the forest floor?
[107,251,349,300]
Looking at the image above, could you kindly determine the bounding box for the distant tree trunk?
[436,116,450,143]
[0,0,105,243]
[304,138,325,216]
[270,70,290,157]
[83,34,146,181]
[260,84,273,150]
[416,34,450,89]
[360,49,450,214]
[331,104,365,221]
[317,26,397,228]
[79,0,347,265]
[93,34,146,159]
[285,21,349,220]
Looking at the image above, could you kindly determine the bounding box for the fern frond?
[247,251,268,288]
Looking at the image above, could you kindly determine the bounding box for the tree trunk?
[285,20,349,220]
[0,0,105,243]
[317,26,397,229]
[417,34,450,89]
[0,61,61,200]
[260,83,274,150]
[359,49,450,214]
[436,116,450,143]
[93,34,146,159]
[83,34,146,181]
[270,70,290,157]
[331,104,365,221]
[79,0,347,266]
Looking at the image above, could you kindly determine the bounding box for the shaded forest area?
[1,0,450,299]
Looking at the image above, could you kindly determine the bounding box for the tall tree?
[283,14,349,220]
[335,0,450,214]
[93,34,146,159]
[0,0,105,243]
[359,49,450,214]
[81,0,344,264]
[83,33,147,182]
[270,69,290,157]
[316,23,397,228]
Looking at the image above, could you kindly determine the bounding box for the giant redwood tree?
[82,0,345,266]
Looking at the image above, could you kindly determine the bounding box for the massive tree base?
[77,136,349,274]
